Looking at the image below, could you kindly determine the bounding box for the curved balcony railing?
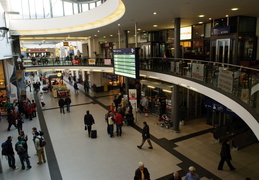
[22,57,259,117]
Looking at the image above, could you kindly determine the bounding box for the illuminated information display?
[113,48,139,79]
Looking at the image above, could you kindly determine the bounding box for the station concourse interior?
[1,0,259,180]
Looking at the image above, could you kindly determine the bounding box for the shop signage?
[211,25,230,35]
[192,63,204,81]
[113,48,139,79]
[102,73,118,81]
[88,59,96,65]
[217,68,233,93]
[180,26,192,40]
[63,42,69,46]
[129,89,137,109]
[104,59,111,65]
[204,97,238,117]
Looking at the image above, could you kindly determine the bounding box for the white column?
[82,71,85,82]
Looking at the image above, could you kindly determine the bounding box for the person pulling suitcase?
[84,110,95,138]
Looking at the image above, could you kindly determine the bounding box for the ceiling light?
[118,24,120,26]
[226,15,229,17]
[153,25,158,27]
[147,85,155,89]
[162,89,172,93]
[97,30,100,32]
[209,18,212,20]
[94,35,97,37]
[198,15,205,17]
[198,22,203,24]
[153,12,157,15]
[110,35,113,37]
[137,28,141,31]
[127,31,130,33]
[231,8,239,11]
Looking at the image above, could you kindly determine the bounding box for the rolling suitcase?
[91,130,97,138]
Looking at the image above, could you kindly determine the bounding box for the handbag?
[85,125,87,131]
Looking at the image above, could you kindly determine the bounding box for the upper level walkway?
[22,57,259,140]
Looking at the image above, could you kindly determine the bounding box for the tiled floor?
[0,76,259,180]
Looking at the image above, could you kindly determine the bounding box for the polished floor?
[0,76,259,180]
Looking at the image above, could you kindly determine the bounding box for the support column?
[174,17,181,58]
[82,71,85,82]
[75,71,79,82]
[124,30,129,98]
[172,85,180,132]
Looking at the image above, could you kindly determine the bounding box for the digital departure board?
[113,48,139,79]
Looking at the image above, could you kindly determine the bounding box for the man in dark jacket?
[218,139,235,171]
[7,110,17,131]
[134,162,150,180]
[3,136,18,170]
[58,97,65,114]
[137,121,153,149]
[65,96,71,112]
[15,136,31,170]
[84,110,95,137]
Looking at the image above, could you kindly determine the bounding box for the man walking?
[137,121,153,149]
[58,97,65,114]
[15,136,32,170]
[218,139,236,171]
[84,110,95,137]
[65,96,71,112]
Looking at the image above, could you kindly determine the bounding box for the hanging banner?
[217,68,233,93]
[129,89,137,109]
[192,63,204,81]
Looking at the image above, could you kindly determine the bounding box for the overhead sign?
[211,25,230,35]
[113,48,139,79]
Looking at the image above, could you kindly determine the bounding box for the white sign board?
[217,68,233,93]
[192,63,204,81]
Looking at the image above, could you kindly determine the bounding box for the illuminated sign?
[180,26,192,40]
[113,48,139,79]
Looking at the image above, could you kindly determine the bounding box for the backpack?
[37,137,46,147]
[1,142,8,155]
[17,143,25,154]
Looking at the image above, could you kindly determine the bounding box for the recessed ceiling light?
[97,30,100,32]
[127,31,130,33]
[137,28,141,31]
[209,18,212,20]
[198,22,203,24]
[153,12,157,15]
[94,35,97,37]
[231,8,239,11]
[110,35,113,37]
[198,15,205,17]
[118,24,120,26]
[153,25,158,27]
[226,15,229,17]
[103,36,106,38]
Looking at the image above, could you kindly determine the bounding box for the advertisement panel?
[217,68,233,93]
[192,63,204,81]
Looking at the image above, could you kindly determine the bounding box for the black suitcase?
[91,130,97,138]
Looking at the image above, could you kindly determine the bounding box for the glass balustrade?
[22,57,259,117]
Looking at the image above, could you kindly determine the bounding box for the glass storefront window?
[29,0,36,19]
[22,0,30,19]
[73,3,79,14]
[44,0,51,18]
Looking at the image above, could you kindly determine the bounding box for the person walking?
[2,136,19,170]
[40,93,45,108]
[169,171,182,180]
[34,131,46,164]
[65,96,71,112]
[7,110,17,131]
[16,114,24,134]
[140,96,149,113]
[184,166,200,180]
[58,97,65,114]
[15,136,32,170]
[218,139,236,171]
[84,110,95,137]
[107,112,115,137]
[115,112,123,136]
[134,162,150,180]
[137,121,153,149]
[74,82,79,94]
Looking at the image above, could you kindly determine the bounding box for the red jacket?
[115,113,123,125]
